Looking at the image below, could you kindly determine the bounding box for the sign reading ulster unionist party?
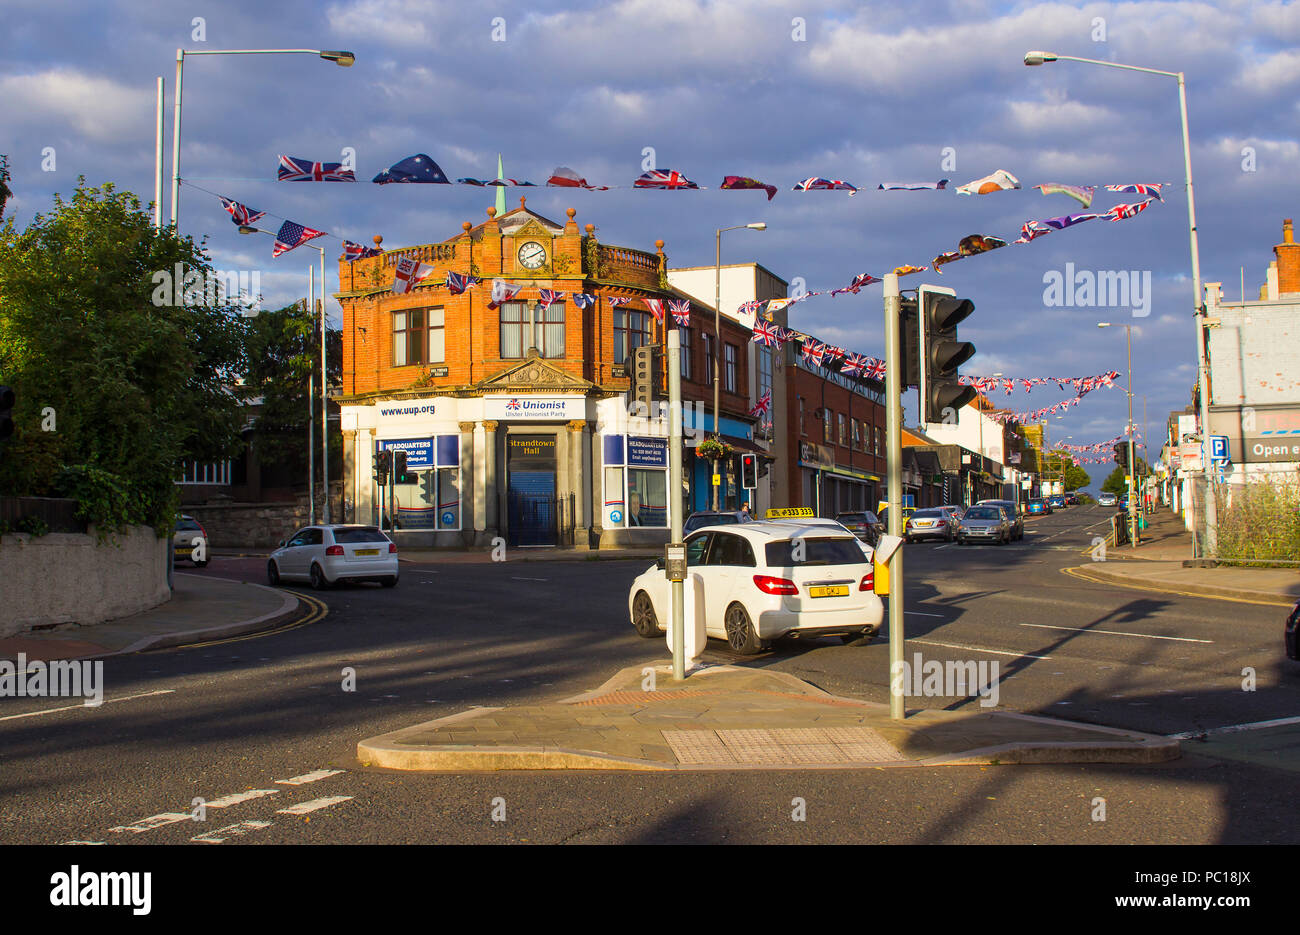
[484,396,585,420]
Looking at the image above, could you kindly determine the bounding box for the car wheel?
[309,563,329,590]
[724,603,765,655]
[381,576,398,588]
[631,591,660,638]
[195,559,208,568]
[267,561,280,587]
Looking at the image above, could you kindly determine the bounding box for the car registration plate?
[808,585,849,598]
[355,548,380,556]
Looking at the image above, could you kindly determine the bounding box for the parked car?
[835,511,884,547]
[268,525,399,589]
[1065,492,1080,505]
[905,507,954,543]
[172,515,209,567]
[683,510,754,535]
[1098,492,1117,507]
[627,521,883,653]
[1026,498,1050,515]
[1286,600,1299,661]
[957,505,1011,545]
[1047,494,1067,509]
[976,499,1024,541]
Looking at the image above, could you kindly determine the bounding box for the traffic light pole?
[667,329,685,681]
[884,273,905,721]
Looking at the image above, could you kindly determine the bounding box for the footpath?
[0,573,303,662]
[1067,508,1300,607]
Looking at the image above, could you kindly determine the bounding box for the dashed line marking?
[277,796,353,816]
[191,820,272,844]
[109,813,191,834]
[0,689,175,722]
[205,789,279,809]
[1168,715,1300,740]
[911,639,1053,660]
[63,841,105,845]
[1019,622,1213,643]
[276,769,343,786]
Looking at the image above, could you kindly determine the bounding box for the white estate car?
[627,520,883,654]
[267,525,399,590]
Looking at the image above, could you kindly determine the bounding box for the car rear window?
[912,509,944,517]
[332,527,390,543]
[175,519,202,531]
[765,537,864,567]
[965,508,1002,520]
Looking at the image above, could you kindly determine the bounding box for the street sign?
[1180,442,1204,471]
[1209,434,1230,463]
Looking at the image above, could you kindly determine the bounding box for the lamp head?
[1024,51,1057,66]
[320,50,356,66]
[746,222,767,231]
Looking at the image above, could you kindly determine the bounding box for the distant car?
[1098,492,1117,507]
[1026,498,1050,515]
[268,525,398,589]
[627,521,883,653]
[835,511,884,547]
[877,505,916,530]
[1047,494,1067,509]
[173,515,209,567]
[957,506,1011,545]
[683,510,754,535]
[1065,492,1080,505]
[1287,600,1299,661]
[905,507,954,543]
[976,499,1024,541]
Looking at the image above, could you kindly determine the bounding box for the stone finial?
[566,208,576,220]
[585,224,594,235]
[463,221,472,233]
[655,239,665,254]
[520,196,527,209]
[487,207,497,219]
[373,235,383,246]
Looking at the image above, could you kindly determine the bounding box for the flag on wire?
[829,272,881,296]
[342,240,382,260]
[956,169,1020,195]
[793,177,858,193]
[444,271,480,295]
[607,296,632,308]
[372,154,450,184]
[752,319,782,347]
[840,353,868,376]
[489,279,522,309]
[571,293,596,310]
[277,155,355,182]
[272,219,325,257]
[668,298,691,326]
[877,180,948,190]
[538,289,566,307]
[644,298,665,322]
[1104,198,1156,221]
[749,390,772,416]
[546,166,609,190]
[801,338,826,366]
[864,357,886,381]
[1034,182,1096,207]
[220,197,264,226]
[1105,183,1163,202]
[633,169,699,190]
[392,257,435,294]
[720,175,778,200]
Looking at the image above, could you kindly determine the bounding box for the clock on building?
[517,241,547,269]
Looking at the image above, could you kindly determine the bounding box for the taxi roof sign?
[765,507,815,519]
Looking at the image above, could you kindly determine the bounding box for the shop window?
[381,436,461,530]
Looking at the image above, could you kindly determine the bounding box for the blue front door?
[508,470,556,546]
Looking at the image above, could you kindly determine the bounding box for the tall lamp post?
[712,222,766,510]
[1024,50,1214,555]
[241,226,331,524]
[1099,322,1138,547]
[169,48,354,229]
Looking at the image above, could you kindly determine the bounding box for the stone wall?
[0,525,169,638]
[187,483,346,548]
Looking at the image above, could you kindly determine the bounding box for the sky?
[2,0,1297,487]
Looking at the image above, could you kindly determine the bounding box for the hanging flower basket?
[696,437,734,462]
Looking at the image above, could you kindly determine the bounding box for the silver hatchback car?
[957,506,1011,545]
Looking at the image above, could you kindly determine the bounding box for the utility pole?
[884,273,905,721]
[667,329,686,680]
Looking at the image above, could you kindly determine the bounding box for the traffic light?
[0,386,13,442]
[394,450,415,484]
[918,286,976,424]
[898,299,920,388]
[1113,443,1128,471]
[376,449,392,483]
[740,453,758,490]
[631,344,662,412]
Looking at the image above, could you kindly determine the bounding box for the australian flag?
[342,240,382,261]
[220,197,265,226]
[277,155,355,182]
[272,219,325,257]
[445,271,480,295]
[372,154,450,184]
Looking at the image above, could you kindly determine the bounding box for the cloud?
[0,69,152,142]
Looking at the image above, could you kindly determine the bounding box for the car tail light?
[388,543,398,553]
[859,570,875,591]
[325,545,344,556]
[753,575,799,595]
[935,520,945,526]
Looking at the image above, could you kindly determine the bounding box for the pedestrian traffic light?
[631,344,662,412]
[0,386,13,442]
[394,450,415,484]
[376,449,392,482]
[740,453,758,490]
[918,286,976,424]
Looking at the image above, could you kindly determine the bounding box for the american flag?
[800,339,826,366]
[277,155,355,182]
[342,240,381,261]
[668,298,691,326]
[220,197,264,226]
[792,177,858,193]
[749,390,772,416]
[1104,199,1155,222]
[751,319,782,347]
[272,219,325,257]
[644,298,665,322]
[444,271,479,295]
[633,170,699,190]
[571,293,596,310]
[1105,183,1163,202]
[538,289,566,307]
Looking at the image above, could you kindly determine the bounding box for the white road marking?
[109,813,191,834]
[1019,623,1213,644]
[277,796,353,816]
[0,689,175,722]
[912,639,1053,661]
[510,576,548,581]
[191,820,272,844]
[205,789,279,808]
[63,841,105,845]
[904,611,947,618]
[276,769,343,786]
[1168,715,1300,740]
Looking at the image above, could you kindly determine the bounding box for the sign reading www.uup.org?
[483,396,586,421]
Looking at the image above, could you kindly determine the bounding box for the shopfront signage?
[484,395,585,421]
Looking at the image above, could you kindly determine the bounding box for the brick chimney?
[1275,218,1300,297]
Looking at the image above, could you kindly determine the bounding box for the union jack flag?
[1104,199,1155,222]
[829,272,881,295]
[571,293,596,310]
[749,390,772,417]
[644,298,665,322]
[1105,183,1163,202]
[736,300,766,316]
[538,289,566,307]
[272,219,325,257]
[668,298,691,326]
[792,177,858,193]
[840,353,868,376]
[220,197,264,226]
[801,338,826,366]
[342,240,381,261]
[751,318,782,347]
[607,296,632,308]
[444,271,480,295]
[633,170,699,190]
[864,357,886,381]
[823,345,845,363]
[277,155,355,182]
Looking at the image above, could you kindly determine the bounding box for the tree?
[1063,464,1091,491]
[0,181,248,532]
[1101,455,1149,495]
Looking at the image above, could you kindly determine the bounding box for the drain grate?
[662,727,900,765]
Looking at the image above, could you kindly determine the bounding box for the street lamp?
[712,222,766,510]
[241,225,332,524]
[1025,49,1215,555]
[169,48,355,229]
[1099,322,1138,546]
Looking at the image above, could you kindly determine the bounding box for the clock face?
[517,241,547,269]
